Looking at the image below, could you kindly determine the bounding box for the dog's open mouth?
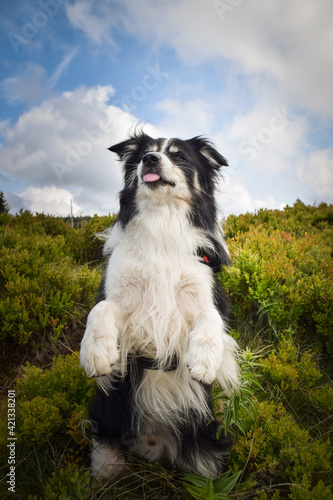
[143,173,175,188]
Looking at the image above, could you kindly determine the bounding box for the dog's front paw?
[186,340,222,384]
[81,334,120,378]
[186,309,225,384]
[80,301,120,377]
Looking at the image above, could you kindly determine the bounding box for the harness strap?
[197,247,222,273]
[135,355,179,372]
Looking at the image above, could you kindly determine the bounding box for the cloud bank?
[1,0,332,216]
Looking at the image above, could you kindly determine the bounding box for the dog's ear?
[200,144,228,169]
[108,138,138,160]
[190,137,228,169]
[109,132,154,160]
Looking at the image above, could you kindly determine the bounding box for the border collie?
[80,131,239,478]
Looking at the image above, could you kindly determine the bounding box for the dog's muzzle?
[141,153,175,187]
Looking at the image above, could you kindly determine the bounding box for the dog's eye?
[173,153,185,161]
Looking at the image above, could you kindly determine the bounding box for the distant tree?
[0,191,10,213]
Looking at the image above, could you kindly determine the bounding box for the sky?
[0,0,332,218]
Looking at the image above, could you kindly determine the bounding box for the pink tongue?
[143,173,160,182]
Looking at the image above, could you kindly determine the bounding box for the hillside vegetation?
[0,200,332,499]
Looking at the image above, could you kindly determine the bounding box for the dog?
[80,131,239,479]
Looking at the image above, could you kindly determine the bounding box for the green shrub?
[221,218,333,352]
[213,346,263,438]
[44,464,92,500]
[224,200,333,238]
[259,336,322,394]
[19,396,64,444]
[221,337,333,497]
[66,213,116,264]
[182,470,241,499]
[310,384,333,413]
[290,480,333,500]
[230,400,331,493]
[0,220,101,344]
[16,354,95,451]
[0,354,96,498]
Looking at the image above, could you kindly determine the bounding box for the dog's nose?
[142,153,160,167]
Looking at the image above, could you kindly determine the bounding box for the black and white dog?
[80,132,239,478]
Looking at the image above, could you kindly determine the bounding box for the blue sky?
[0,0,332,217]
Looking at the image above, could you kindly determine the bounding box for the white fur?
[133,365,211,435]
[91,438,125,478]
[186,308,226,384]
[129,426,178,463]
[137,151,192,204]
[80,300,120,377]
[80,200,238,419]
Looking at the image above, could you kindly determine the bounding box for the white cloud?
[0,76,329,217]
[0,84,159,215]
[297,149,333,201]
[155,98,215,138]
[1,84,126,187]
[218,181,256,217]
[5,192,28,213]
[1,63,51,106]
[214,104,309,175]
[65,0,116,45]
[217,177,286,217]
[16,186,84,217]
[253,196,286,212]
[66,0,333,118]
[155,0,333,117]
[1,49,77,106]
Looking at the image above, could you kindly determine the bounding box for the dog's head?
[109,132,228,229]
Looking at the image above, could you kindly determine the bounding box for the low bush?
[0,213,108,345]
[16,354,95,450]
[0,354,95,498]
[230,399,331,495]
[220,223,333,353]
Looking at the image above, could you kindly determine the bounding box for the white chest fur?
[80,201,239,394]
[103,205,214,360]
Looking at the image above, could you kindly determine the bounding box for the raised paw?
[80,301,120,377]
[80,333,120,377]
[185,308,225,384]
[185,343,222,385]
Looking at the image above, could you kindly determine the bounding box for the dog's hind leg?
[129,426,178,464]
[91,438,126,478]
[176,419,231,478]
[89,370,137,478]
